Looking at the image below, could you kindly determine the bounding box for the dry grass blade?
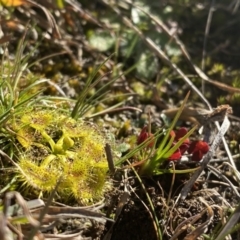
[201,0,215,78]
[207,165,240,199]
[166,162,176,207]
[31,206,111,222]
[20,201,111,238]
[2,191,41,240]
[89,105,142,118]
[65,0,107,28]
[184,198,214,240]
[180,115,231,201]
[0,212,13,240]
[162,105,233,125]
[43,232,83,239]
[7,199,45,217]
[26,178,63,240]
[4,191,39,226]
[25,204,112,239]
[6,0,61,39]
[215,203,240,240]
[26,0,61,38]
[170,210,207,240]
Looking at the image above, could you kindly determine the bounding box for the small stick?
[105,143,115,174]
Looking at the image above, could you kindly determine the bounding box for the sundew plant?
[0,38,112,204]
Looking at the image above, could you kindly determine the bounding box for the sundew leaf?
[116,142,131,155]
[135,50,159,79]
[88,30,115,52]
[165,44,181,57]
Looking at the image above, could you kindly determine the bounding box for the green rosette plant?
[9,108,110,204]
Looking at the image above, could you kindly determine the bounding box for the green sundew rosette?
[13,109,110,204]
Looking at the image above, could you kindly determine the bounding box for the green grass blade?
[154,91,190,159]
[162,125,197,159]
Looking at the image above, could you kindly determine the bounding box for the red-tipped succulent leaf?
[175,127,188,140]
[168,148,182,161]
[168,127,190,161]
[188,140,209,161]
[137,126,155,148]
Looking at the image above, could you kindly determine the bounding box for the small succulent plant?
[9,108,110,204]
[135,125,209,175]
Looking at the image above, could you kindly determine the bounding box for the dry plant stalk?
[163,104,232,125]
